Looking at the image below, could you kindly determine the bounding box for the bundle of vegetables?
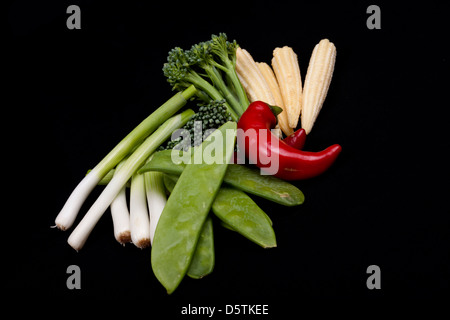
[54,33,341,294]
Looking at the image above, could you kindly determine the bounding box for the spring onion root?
[67,109,195,251]
[54,86,196,231]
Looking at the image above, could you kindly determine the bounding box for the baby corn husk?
[301,39,336,134]
[272,46,302,129]
[257,62,293,136]
[235,47,276,106]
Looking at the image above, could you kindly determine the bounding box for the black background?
[6,0,449,311]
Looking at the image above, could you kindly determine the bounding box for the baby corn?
[301,39,336,134]
[235,47,276,106]
[272,46,302,129]
[257,62,293,136]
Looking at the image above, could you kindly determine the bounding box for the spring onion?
[130,172,151,248]
[54,85,196,231]
[144,171,167,244]
[109,159,131,244]
[67,109,195,251]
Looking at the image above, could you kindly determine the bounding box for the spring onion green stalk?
[130,172,150,248]
[109,160,131,245]
[67,109,195,251]
[94,168,115,185]
[54,85,196,231]
[144,171,166,244]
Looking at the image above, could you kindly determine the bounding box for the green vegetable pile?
[54,33,305,294]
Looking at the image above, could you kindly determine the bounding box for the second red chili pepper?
[283,128,306,150]
[236,101,342,180]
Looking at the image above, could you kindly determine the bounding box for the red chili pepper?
[236,101,342,180]
[232,129,305,163]
[283,128,307,150]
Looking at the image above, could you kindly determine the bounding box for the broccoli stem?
[209,35,250,112]
[210,58,249,113]
[223,61,249,112]
[185,71,238,121]
[204,64,242,117]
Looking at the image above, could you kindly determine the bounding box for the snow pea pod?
[186,217,214,279]
[151,121,236,294]
[212,187,276,248]
[164,174,275,248]
[225,164,304,206]
[140,150,304,206]
[163,175,215,279]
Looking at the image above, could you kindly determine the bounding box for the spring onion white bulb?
[110,186,131,244]
[54,86,196,231]
[145,171,167,244]
[67,109,195,251]
[130,172,151,248]
[55,170,102,230]
[109,160,131,244]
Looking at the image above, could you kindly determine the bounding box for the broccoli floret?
[160,99,232,151]
[162,33,249,121]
